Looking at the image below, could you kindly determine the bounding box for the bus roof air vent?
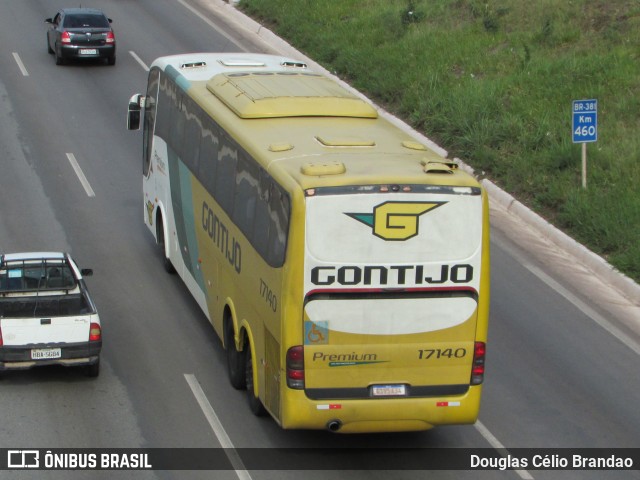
[421,159,458,174]
[207,73,378,119]
[301,161,346,176]
[268,143,294,153]
[218,58,266,67]
[315,136,375,147]
[402,140,428,151]
[180,61,207,69]
[281,60,307,68]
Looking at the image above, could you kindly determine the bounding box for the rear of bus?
[283,181,489,433]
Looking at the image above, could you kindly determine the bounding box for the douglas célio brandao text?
[470,453,634,470]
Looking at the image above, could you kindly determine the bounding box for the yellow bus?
[127,53,490,433]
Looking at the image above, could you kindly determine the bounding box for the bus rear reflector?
[471,341,485,385]
[286,345,304,389]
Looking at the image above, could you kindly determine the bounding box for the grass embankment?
[239,0,640,284]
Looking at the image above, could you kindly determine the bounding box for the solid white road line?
[129,51,149,71]
[494,236,640,357]
[475,420,534,480]
[526,263,640,357]
[186,370,531,478]
[184,373,253,480]
[176,0,244,50]
[12,53,29,76]
[65,153,95,197]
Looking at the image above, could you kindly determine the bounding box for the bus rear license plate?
[371,385,406,397]
[31,348,61,360]
[80,49,97,55]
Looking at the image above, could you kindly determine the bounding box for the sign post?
[572,99,597,189]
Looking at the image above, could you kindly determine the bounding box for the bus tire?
[225,318,246,390]
[163,257,176,274]
[245,345,267,417]
[156,214,176,274]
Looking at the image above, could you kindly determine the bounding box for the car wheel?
[55,46,64,65]
[245,345,267,416]
[107,56,116,66]
[225,318,246,390]
[47,35,53,54]
[86,359,100,378]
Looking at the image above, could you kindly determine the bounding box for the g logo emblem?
[347,201,446,241]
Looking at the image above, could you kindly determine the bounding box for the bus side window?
[215,134,237,215]
[155,74,173,148]
[183,97,202,174]
[169,92,187,156]
[232,154,259,236]
[252,170,272,260]
[199,123,219,196]
[268,187,290,266]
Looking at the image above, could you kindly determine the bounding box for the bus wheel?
[245,345,267,416]
[156,215,176,274]
[163,256,176,274]
[225,319,246,390]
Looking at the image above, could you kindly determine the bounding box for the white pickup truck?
[0,252,102,377]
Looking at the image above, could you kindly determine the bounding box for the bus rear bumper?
[280,385,482,433]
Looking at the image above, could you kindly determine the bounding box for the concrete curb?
[213,0,640,305]
[480,178,640,304]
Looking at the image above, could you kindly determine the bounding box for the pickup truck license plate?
[31,348,62,360]
[371,384,406,397]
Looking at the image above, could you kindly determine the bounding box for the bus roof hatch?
[207,72,378,119]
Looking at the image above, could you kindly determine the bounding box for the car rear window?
[63,14,110,29]
[0,263,76,292]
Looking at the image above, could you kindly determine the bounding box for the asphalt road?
[0,1,638,479]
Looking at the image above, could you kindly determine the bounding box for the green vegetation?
[239,0,640,283]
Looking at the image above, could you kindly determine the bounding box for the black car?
[46,8,116,66]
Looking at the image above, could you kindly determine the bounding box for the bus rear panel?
[282,186,488,432]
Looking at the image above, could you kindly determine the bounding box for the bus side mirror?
[127,94,145,130]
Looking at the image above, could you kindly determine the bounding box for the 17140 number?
[418,348,467,360]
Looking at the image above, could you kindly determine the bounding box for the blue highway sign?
[572,99,597,143]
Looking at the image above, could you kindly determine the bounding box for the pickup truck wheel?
[86,359,100,378]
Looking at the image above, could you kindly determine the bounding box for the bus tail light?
[286,345,304,389]
[61,31,71,44]
[470,341,485,385]
[89,323,102,342]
